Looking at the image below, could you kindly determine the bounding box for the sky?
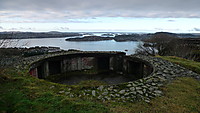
[0,0,200,33]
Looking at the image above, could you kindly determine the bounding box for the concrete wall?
[30,53,126,78]
[61,57,96,71]
[29,53,153,80]
[123,56,153,80]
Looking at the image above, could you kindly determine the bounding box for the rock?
[113,89,118,92]
[98,85,104,91]
[70,94,74,97]
[137,90,143,95]
[115,94,120,97]
[154,90,162,95]
[92,90,96,96]
[143,89,146,93]
[108,86,114,90]
[65,92,70,95]
[124,93,130,96]
[97,95,102,99]
[130,87,135,91]
[163,70,169,74]
[49,86,55,89]
[58,90,65,94]
[148,87,154,91]
[170,71,175,75]
[146,79,153,83]
[131,91,137,95]
[102,92,108,95]
[136,87,142,90]
[119,90,126,94]
[157,83,163,87]
[105,96,111,101]
[110,94,115,97]
[144,99,150,103]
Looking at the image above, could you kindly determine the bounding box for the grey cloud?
[1,0,200,12]
[0,26,3,29]
[168,20,175,22]
[1,10,200,23]
[0,0,200,18]
[59,27,69,30]
[8,27,35,31]
[193,28,200,31]
[154,28,180,31]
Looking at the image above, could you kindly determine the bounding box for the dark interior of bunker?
[29,52,153,85]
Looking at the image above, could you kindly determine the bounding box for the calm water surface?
[5,37,140,55]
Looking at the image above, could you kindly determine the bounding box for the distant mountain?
[0,31,199,40]
[65,36,113,41]
[65,32,200,42]
[154,32,200,38]
[0,32,81,39]
[66,34,152,42]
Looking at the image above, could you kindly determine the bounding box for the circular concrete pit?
[29,52,153,85]
[14,51,199,102]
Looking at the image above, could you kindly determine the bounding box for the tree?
[0,32,13,48]
[0,32,23,48]
[135,33,195,60]
[136,33,176,56]
[135,42,157,56]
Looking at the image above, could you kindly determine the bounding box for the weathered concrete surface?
[12,51,200,102]
[62,57,95,71]
[28,52,127,78]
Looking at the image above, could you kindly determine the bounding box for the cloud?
[167,20,175,22]
[1,0,200,12]
[59,27,69,30]
[193,28,200,31]
[0,26,3,29]
[6,27,35,31]
[0,0,200,20]
[154,28,180,31]
[1,10,200,24]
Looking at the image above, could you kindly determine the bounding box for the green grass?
[0,70,109,113]
[157,56,200,74]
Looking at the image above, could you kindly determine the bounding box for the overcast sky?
[0,0,200,32]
